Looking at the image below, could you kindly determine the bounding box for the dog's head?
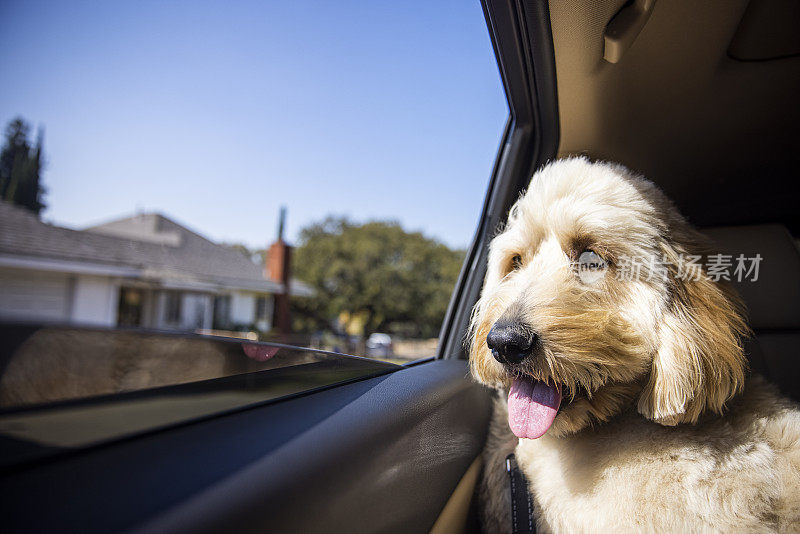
[469,158,749,438]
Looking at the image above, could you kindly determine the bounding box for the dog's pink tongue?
[508,378,561,439]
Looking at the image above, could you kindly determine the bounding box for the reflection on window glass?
[0,324,397,409]
[0,0,507,382]
[0,324,400,468]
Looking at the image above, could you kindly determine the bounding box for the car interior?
[1,0,799,532]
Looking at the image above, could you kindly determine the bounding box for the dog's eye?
[511,254,523,271]
[578,250,607,271]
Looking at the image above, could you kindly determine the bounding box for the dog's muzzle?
[486,321,537,365]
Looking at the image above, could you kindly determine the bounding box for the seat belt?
[506,453,536,534]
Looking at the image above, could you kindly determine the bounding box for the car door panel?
[1,360,492,534]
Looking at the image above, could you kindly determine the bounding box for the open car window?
[0,0,507,366]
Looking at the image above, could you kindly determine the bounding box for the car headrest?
[702,224,800,330]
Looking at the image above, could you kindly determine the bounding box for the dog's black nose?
[486,322,537,365]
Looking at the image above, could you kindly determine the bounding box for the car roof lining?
[548,0,800,233]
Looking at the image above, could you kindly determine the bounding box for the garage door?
[0,269,71,322]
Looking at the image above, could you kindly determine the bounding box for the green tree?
[292,217,465,339]
[0,117,46,215]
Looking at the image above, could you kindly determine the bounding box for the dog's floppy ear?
[637,235,750,426]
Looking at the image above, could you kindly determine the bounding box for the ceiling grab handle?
[603,0,657,63]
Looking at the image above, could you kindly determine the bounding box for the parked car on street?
[366,332,393,358]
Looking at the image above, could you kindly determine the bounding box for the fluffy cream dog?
[470,158,800,533]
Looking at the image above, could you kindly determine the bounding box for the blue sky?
[0,0,508,250]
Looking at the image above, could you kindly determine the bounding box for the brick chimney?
[266,207,292,335]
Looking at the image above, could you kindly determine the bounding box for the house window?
[165,291,182,323]
[118,288,144,327]
[255,296,270,322]
[213,295,232,329]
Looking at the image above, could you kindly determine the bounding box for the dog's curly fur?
[470,158,800,532]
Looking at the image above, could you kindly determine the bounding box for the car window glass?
[0,324,400,468]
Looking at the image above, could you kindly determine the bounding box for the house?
[0,201,312,333]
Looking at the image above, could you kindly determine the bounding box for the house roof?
[0,201,313,297]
